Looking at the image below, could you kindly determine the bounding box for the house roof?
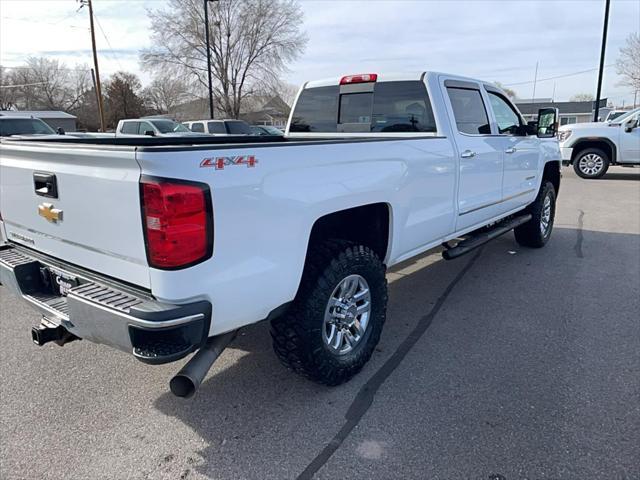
[0,110,77,119]
[516,99,607,115]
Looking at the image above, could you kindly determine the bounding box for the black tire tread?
[270,240,387,386]
[514,180,556,248]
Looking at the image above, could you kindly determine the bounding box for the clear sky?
[1,0,639,105]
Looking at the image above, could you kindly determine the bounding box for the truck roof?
[303,71,490,89]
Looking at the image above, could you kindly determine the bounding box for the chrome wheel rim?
[323,274,371,355]
[540,193,552,237]
[578,153,604,176]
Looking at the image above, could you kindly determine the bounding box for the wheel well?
[571,139,616,164]
[543,161,561,195]
[308,203,390,262]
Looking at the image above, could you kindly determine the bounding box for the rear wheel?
[514,180,556,248]
[270,240,387,386]
[573,148,610,179]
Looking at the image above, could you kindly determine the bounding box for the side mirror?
[537,108,559,138]
[624,119,638,133]
[144,130,156,137]
[56,127,65,135]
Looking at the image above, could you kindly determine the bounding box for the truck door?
[619,112,640,162]
[443,81,504,231]
[485,89,540,212]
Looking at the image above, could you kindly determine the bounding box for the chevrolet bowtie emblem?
[38,203,63,223]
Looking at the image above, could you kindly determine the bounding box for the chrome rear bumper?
[0,245,211,364]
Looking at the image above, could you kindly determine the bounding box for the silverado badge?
[38,203,63,223]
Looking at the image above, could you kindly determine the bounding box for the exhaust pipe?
[169,330,236,398]
[31,317,79,346]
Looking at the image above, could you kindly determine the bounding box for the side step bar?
[442,214,532,260]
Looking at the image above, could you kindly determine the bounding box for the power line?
[504,64,615,87]
[0,82,48,89]
[93,13,125,71]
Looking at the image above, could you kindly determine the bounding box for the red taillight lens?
[340,73,378,85]
[141,178,212,269]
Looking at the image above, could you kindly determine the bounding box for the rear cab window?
[290,80,437,134]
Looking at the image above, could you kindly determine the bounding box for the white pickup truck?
[559,107,640,178]
[0,72,561,397]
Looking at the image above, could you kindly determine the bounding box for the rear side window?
[370,81,436,133]
[446,87,491,135]
[191,122,205,133]
[290,86,339,132]
[207,122,226,134]
[121,121,139,134]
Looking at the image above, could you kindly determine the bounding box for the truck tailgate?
[0,143,150,288]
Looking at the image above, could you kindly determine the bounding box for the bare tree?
[8,57,90,112]
[104,71,148,128]
[493,81,518,100]
[143,74,191,114]
[570,93,594,102]
[141,0,307,118]
[0,66,18,110]
[616,32,640,93]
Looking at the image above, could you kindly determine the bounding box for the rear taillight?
[140,177,212,269]
[340,73,378,85]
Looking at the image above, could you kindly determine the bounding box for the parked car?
[116,118,201,137]
[0,115,57,136]
[183,119,253,135]
[0,71,561,398]
[251,125,284,136]
[559,107,640,178]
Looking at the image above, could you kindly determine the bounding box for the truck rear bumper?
[0,245,211,364]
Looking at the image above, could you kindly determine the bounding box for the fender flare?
[569,137,618,164]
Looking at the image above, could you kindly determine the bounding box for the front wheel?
[514,180,556,248]
[573,148,610,179]
[270,240,387,386]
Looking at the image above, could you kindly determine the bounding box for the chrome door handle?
[460,150,476,158]
[505,147,517,154]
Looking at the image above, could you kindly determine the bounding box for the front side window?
[488,92,521,134]
[207,122,226,134]
[226,121,252,134]
[190,122,205,133]
[446,87,491,135]
[138,122,154,135]
[150,120,189,133]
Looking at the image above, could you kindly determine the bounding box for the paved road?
[1,167,639,480]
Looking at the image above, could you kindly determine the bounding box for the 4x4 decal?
[200,155,258,170]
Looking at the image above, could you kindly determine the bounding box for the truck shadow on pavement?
[152,226,640,480]
[601,171,640,181]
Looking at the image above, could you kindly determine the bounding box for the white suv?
[559,108,640,178]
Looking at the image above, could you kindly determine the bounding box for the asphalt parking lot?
[1,166,639,480]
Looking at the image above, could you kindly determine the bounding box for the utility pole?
[80,0,106,131]
[594,0,610,122]
[204,0,217,119]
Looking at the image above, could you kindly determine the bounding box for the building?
[516,98,607,125]
[5,110,77,132]
[171,95,291,127]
